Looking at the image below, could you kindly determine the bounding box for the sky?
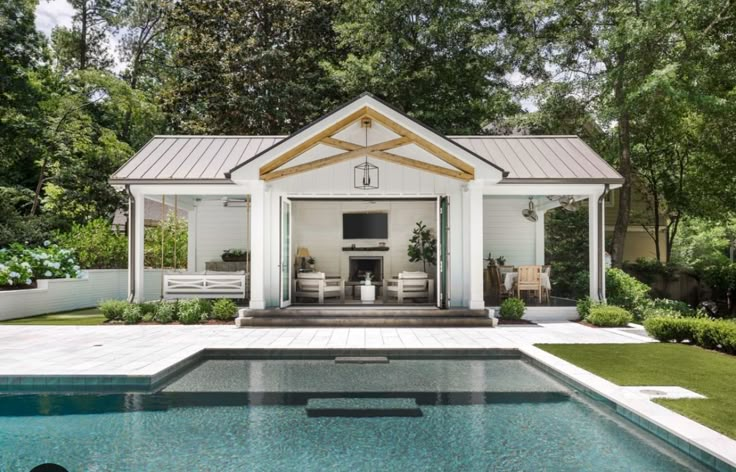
[35,0,74,36]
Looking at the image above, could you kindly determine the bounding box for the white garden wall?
[0,269,162,321]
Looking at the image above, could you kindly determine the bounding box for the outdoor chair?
[294,272,345,304]
[383,271,434,304]
[542,265,552,303]
[516,265,543,303]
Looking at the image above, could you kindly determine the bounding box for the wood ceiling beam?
[363,108,475,176]
[259,107,368,176]
[261,137,412,181]
[367,150,474,181]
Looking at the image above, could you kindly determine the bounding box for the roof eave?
[500,177,625,185]
[108,178,236,186]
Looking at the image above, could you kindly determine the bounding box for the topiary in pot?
[500,297,525,320]
[211,299,238,321]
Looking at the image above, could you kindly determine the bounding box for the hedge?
[585,305,633,327]
[644,316,736,355]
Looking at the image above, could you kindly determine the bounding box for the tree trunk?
[652,192,661,262]
[80,1,88,70]
[612,109,632,267]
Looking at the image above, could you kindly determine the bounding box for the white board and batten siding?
[291,200,437,280]
[190,199,249,271]
[483,196,539,267]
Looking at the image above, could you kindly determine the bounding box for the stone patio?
[0,322,651,377]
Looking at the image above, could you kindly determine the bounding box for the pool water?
[0,357,711,471]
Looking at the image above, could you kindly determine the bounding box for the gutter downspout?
[125,185,136,303]
[597,184,610,301]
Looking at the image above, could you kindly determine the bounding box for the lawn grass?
[537,343,736,439]
[0,307,106,325]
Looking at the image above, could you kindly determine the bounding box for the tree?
[164,0,343,135]
[407,221,437,272]
[50,0,119,72]
[324,0,517,134]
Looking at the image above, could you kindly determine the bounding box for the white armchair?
[294,272,345,304]
[383,271,434,304]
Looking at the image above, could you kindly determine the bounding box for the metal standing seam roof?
[110,135,623,184]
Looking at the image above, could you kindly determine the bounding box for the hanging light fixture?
[354,117,379,190]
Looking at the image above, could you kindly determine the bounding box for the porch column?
[467,181,485,309]
[535,209,546,266]
[129,189,145,303]
[588,191,603,300]
[248,181,266,309]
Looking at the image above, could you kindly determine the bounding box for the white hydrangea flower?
[65,274,70,279]
[25,279,32,285]
[10,271,19,278]
[73,265,80,270]
[52,262,61,269]
[44,271,52,277]
[43,240,51,247]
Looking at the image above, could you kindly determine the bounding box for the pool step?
[305,398,422,418]
[244,308,489,318]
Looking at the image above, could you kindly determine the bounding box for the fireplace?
[349,256,383,282]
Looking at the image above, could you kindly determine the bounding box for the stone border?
[519,345,736,471]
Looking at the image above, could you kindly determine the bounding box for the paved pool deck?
[0,322,651,377]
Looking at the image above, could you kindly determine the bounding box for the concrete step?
[241,308,489,318]
[237,316,496,327]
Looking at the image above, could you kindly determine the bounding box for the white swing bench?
[163,272,249,299]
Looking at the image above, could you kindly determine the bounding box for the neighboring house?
[604,185,667,262]
[110,93,623,310]
[112,199,188,232]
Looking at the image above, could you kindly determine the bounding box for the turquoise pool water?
[0,357,712,471]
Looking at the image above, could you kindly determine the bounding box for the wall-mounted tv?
[343,213,388,239]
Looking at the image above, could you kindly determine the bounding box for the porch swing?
[161,195,248,300]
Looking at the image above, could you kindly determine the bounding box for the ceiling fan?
[522,197,538,222]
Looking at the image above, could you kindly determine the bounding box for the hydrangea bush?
[0,242,82,288]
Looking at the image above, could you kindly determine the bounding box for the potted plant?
[221,249,248,262]
[307,257,316,271]
[364,271,373,286]
[496,255,506,266]
[407,221,437,272]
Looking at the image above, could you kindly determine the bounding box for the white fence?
[0,269,162,321]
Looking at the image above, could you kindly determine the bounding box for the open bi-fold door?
[437,196,449,308]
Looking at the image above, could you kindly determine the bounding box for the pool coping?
[1,346,734,471]
[519,345,736,472]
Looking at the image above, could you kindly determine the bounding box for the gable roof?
[109,93,623,185]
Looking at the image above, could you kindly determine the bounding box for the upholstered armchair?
[294,272,345,304]
[383,271,434,304]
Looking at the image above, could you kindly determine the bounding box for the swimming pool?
[0,353,716,471]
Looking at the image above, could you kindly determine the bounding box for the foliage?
[545,207,589,299]
[605,268,651,320]
[645,317,736,355]
[325,0,517,134]
[56,218,128,269]
[144,213,188,269]
[211,299,238,321]
[407,221,436,273]
[622,258,680,284]
[585,305,633,327]
[499,297,525,320]
[99,299,129,321]
[650,298,696,316]
[177,298,207,324]
[153,301,177,324]
[121,303,143,324]
[671,218,735,271]
[576,296,601,320]
[700,263,736,308]
[0,256,34,288]
[0,243,82,281]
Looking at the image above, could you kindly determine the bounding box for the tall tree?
[164,0,343,135]
[50,0,119,73]
[324,0,517,134]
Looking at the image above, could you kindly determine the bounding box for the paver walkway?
[0,323,650,377]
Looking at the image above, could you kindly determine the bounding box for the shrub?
[0,255,34,288]
[650,298,695,316]
[99,299,129,321]
[211,299,238,321]
[576,296,602,320]
[499,297,525,320]
[56,219,128,269]
[693,319,736,351]
[122,304,143,324]
[585,305,633,327]
[606,267,651,320]
[644,317,702,343]
[153,301,177,324]
[0,243,81,281]
[178,298,206,324]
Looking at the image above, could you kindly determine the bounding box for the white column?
[132,190,146,303]
[467,181,485,309]
[588,192,602,300]
[535,209,546,266]
[600,194,607,301]
[248,181,266,309]
[186,204,197,271]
